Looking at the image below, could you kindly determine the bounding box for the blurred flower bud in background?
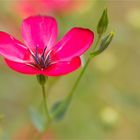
[100,107,119,127]
[11,0,92,18]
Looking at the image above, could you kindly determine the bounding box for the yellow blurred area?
[100,107,119,125]
[127,8,140,30]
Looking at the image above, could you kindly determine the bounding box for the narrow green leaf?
[97,8,109,35]
[51,100,69,121]
[29,107,46,132]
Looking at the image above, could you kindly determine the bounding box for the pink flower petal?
[54,27,94,61]
[22,15,58,53]
[43,56,81,76]
[0,32,28,63]
[5,59,40,75]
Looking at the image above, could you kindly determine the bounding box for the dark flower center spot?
[31,46,51,70]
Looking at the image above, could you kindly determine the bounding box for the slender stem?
[51,58,91,120]
[41,84,51,121]
[67,56,92,102]
[65,34,102,104]
[93,34,102,50]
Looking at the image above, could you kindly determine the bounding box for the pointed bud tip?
[110,31,115,36]
[97,8,109,35]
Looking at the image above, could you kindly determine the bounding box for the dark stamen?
[41,47,47,67]
[41,46,47,60]
[31,46,52,70]
[35,46,40,65]
[31,53,39,65]
[45,55,51,68]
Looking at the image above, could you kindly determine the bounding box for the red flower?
[0,16,94,76]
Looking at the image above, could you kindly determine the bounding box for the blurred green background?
[0,0,140,139]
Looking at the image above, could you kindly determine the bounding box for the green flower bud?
[37,75,47,85]
[91,32,114,56]
[97,8,109,35]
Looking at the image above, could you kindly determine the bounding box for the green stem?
[65,34,102,105]
[41,84,51,121]
[93,34,102,50]
[67,56,92,102]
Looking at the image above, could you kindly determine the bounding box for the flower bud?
[97,8,109,35]
[91,32,114,56]
[37,75,47,85]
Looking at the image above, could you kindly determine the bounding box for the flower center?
[31,46,51,70]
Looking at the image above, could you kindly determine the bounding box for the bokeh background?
[0,0,140,139]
